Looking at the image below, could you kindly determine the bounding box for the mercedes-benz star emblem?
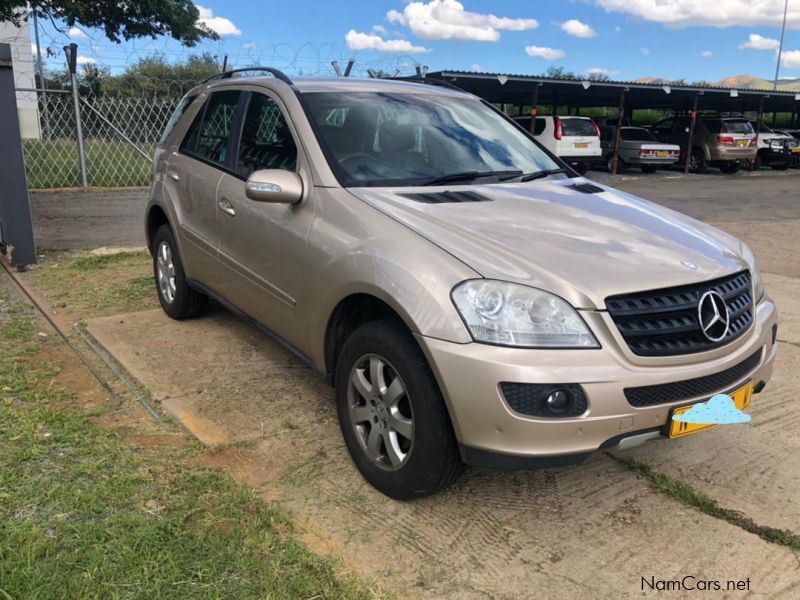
[698,290,730,342]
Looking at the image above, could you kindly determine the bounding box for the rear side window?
[534,118,546,135]
[160,94,197,144]
[235,93,298,178]
[561,119,597,137]
[181,90,241,165]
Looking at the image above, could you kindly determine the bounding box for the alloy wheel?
[156,241,177,304]
[347,354,414,471]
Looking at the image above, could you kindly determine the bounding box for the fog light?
[546,389,572,414]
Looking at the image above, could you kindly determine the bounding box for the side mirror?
[245,169,303,204]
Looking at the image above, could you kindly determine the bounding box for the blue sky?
[34,0,800,82]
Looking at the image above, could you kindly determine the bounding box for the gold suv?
[146,69,777,499]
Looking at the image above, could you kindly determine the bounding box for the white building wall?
[0,18,41,139]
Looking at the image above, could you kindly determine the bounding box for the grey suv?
[650,115,757,173]
[146,69,777,499]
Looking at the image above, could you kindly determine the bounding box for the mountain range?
[635,74,800,92]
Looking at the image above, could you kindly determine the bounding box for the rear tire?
[152,225,208,320]
[335,319,463,500]
[689,149,706,173]
[606,155,625,173]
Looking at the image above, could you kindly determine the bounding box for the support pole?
[683,93,700,175]
[610,88,627,175]
[31,11,50,139]
[529,83,540,134]
[752,96,765,171]
[64,44,88,189]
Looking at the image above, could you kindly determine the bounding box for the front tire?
[152,225,208,320]
[689,149,706,173]
[335,319,463,500]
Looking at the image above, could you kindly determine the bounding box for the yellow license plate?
[736,139,748,147]
[656,151,668,158]
[669,382,753,438]
[575,143,588,149]
[792,147,800,154]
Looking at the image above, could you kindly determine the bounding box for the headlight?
[451,280,599,348]
[740,242,764,302]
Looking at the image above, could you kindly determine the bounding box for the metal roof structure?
[415,70,800,114]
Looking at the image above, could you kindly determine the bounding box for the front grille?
[606,271,753,356]
[624,348,762,407]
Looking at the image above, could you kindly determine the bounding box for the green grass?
[610,453,800,553]
[22,139,153,189]
[0,291,376,599]
[29,251,158,320]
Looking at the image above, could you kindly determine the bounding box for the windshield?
[303,92,560,187]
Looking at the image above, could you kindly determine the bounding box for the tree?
[588,72,611,82]
[544,65,578,80]
[0,1,217,46]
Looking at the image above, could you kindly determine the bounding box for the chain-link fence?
[18,87,179,189]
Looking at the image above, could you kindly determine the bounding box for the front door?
[216,90,315,350]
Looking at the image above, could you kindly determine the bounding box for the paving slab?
[86,305,800,598]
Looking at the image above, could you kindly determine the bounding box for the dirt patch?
[85,307,800,597]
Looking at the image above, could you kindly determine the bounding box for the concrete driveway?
[74,171,800,597]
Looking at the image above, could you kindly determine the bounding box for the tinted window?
[721,119,754,134]
[184,90,241,165]
[235,93,297,178]
[561,118,597,137]
[534,117,546,135]
[652,119,674,132]
[621,128,657,142]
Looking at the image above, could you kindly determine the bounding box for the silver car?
[600,126,681,173]
[145,70,777,499]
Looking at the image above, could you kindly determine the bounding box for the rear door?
[215,89,315,349]
[165,89,243,290]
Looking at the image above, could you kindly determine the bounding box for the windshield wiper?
[420,170,522,186]
[516,168,568,182]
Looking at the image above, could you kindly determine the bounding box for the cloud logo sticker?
[673,394,751,425]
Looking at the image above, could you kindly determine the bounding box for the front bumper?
[418,297,777,468]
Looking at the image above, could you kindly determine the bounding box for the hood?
[349,178,747,309]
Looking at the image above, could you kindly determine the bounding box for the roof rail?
[202,67,293,86]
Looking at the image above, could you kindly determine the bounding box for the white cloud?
[241,42,257,49]
[739,34,780,50]
[587,67,613,77]
[76,55,96,65]
[640,47,650,55]
[67,27,87,39]
[196,5,241,36]
[387,0,538,42]
[700,50,713,57]
[525,45,565,60]
[561,19,597,38]
[782,50,800,68]
[471,63,483,71]
[614,25,622,32]
[595,0,800,28]
[372,24,388,36]
[345,30,430,53]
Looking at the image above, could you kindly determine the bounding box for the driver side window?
[235,93,297,178]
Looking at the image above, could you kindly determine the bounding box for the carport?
[411,70,800,174]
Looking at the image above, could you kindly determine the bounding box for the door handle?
[218,197,236,217]
[167,170,180,181]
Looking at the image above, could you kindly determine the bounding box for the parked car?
[649,115,757,173]
[749,122,796,170]
[775,129,800,167]
[147,71,776,499]
[513,115,601,174]
[599,126,681,173]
